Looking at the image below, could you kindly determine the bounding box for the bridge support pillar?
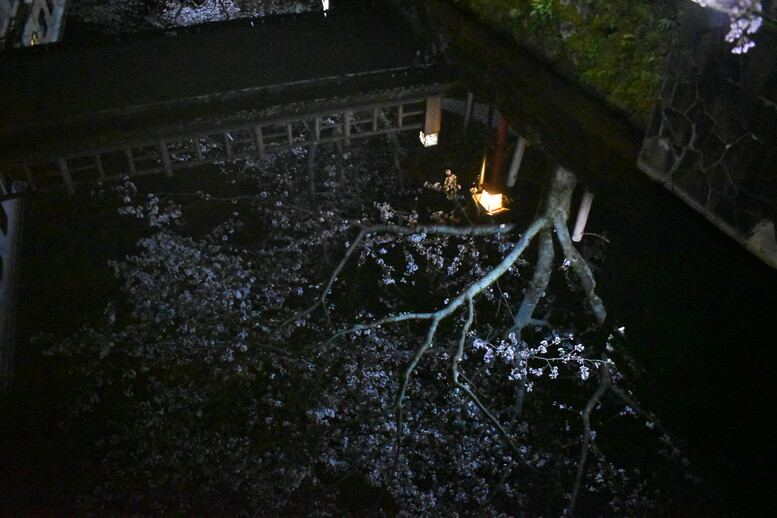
[421,97,442,147]
[0,194,24,393]
[506,135,527,188]
[572,190,594,242]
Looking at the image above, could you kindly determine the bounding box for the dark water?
[410,0,777,512]
[592,162,777,516]
[3,1,776,515]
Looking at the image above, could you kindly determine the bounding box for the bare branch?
[360,223,516,237]
[396,317,441,408]
[282,227,369,327]
[450,297,531,463]
[568,360,611,516]
[507,227,555,417]
[607,383,670,437]
[451,295,474,376]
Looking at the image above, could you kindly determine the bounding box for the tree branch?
[450,297,531,463]
[507,227,555,417]
[554,214,607,325]
[396,317,441,409]
[507,227,555,338]
[283,223,517,328]
[568,360,611,516]
[282,228,368,327]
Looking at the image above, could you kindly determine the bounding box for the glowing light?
[471,155,509,214]
[472,189,508,215]
[419,131,438,147]
[322,0,329,11]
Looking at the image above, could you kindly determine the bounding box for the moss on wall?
[456,0,681,124]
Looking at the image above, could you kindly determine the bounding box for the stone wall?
[638,2,777,268]
[452,0,679,125]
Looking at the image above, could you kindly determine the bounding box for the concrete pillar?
[0,196,24,392]
[424,97,441,135]
[421,97,442,147]
[572,190,594,242]
[506,136,527,187]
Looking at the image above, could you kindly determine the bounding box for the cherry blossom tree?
[41,134,698,515]
[690,0,766,53]
[69,0,323,32]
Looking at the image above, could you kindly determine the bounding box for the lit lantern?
[472,189,508,215]
[471,156,509,215]
[420,97,442,147]
[419,131,438,147]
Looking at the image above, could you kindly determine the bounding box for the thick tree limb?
[328,218,547,343]
[508,227,555,418]
[510,228,555,334]
[554,214,607,325]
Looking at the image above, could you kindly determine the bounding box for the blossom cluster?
[692,0,764,53]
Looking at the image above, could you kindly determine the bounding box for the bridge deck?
[0,5,447,166]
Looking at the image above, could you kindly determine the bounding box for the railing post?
[463,91,474,134]
[125,148,137,176]
[57,159,75,195]
[307,143,317,196]
[492,117,509,178]
[94,154,105,182]
[223,133,233,158]
[158,142,173,177]
[343,110,352,146]
[286,123,294,147]
[254,126,266,159]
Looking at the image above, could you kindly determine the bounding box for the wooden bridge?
[0,2,451,388]
[0,3,451,195]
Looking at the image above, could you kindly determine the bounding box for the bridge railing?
[1,96,433,195]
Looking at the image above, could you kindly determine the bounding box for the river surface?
[5,1,777,515]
